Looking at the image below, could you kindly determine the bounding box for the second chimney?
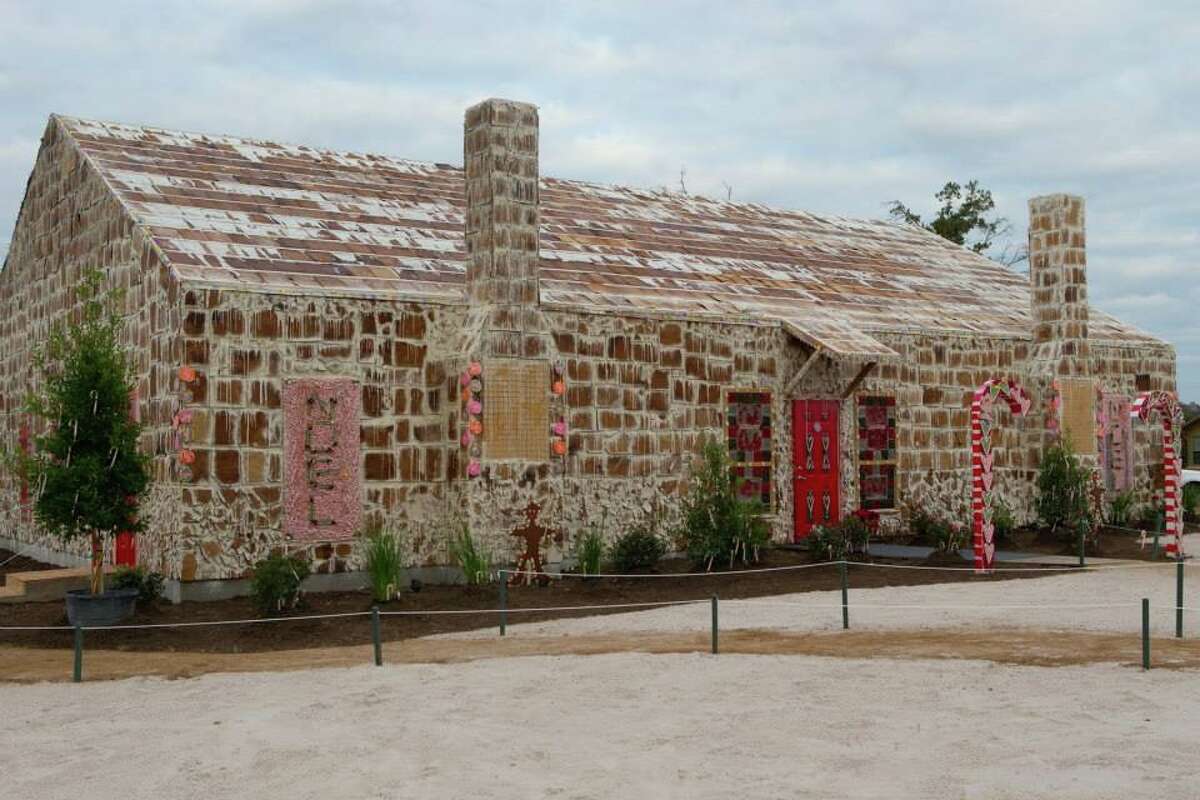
[1028,193,1090,377]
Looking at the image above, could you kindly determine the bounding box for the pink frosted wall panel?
[283,378,362,542]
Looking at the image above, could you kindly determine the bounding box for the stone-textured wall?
[0,117,181,568]
[161,287,467,580]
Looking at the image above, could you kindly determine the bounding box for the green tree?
[888,180,1025,264]
[16,269,150,594]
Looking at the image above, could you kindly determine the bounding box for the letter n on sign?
[283,379,362,542]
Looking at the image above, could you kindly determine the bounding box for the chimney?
[463,98,543,358]
[1027,193,1090,377]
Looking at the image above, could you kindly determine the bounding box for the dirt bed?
[0,548,1061,655]
[1008,525,1176,560]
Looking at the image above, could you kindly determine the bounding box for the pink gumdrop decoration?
[468,362,482,377]
[466,460,482,477]
[467,400,483,415]
[177,408,194,424]
[461,430,472,447]
[459,371,471,388]
[552,419,567,436]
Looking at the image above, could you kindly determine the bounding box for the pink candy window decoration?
[462,360,485,477]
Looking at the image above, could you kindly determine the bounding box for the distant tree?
[888,180,1027,266]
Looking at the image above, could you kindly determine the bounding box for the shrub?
[1036,441,1093,538]
[930,520,967,555]
[807,516,871,562]
[676,440,770,570]
[991,498,1017,544]
[1108,490,1138,528]
[108,565,164,605]
[449,525,492,586]
[575,528,605,576]
[1184,484,1200,524]
[250,554,310,614]
[363,519,406,602]
[610,526,666,573]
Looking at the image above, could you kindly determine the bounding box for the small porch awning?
[779,314,900,364]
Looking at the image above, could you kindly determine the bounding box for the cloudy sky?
[1,1,1196,397]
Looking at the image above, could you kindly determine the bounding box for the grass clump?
[363,518,406,602]
[449,525,492,586]
[575,527,605,576]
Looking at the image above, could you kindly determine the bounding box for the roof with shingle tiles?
[43,115,1163,358]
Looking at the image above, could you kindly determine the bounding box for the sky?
[0,0,1196,398]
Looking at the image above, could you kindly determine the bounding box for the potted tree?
[17,269,150,626]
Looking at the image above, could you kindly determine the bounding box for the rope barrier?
[500,561,834,580]
[725,599,1143,610]
[381,599,708,616]
[848,560,1182,573]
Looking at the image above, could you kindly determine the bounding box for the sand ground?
[2,652,1199,800]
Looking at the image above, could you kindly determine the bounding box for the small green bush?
[1036,441,1094,539]
[575,528,605,575]
[449,525,492,586]
[676,440,770,569]
[930,520,967,555]
[807,515,872,562]
[991,498,1017,544]
[108,565,164,605]
[610,526,666,573]
[363,520,406,602]
[1108,490,1138,528]
[1183,484,1200,524]
[250,554,310,614]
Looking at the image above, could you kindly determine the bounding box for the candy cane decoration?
[1131,391,1184,559]
[971,378,1032,573]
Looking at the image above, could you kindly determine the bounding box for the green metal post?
[840,561,849,630]
[1142,597,1150,670]
[1078,527,1086,568]
[371,606,383,666]
[498,570,507,637]
[711,594,719,655]
[72,626,82,683]
[1177,561,1185,639]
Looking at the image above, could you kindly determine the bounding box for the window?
[857,396,896,510]
[727,391,772,507]
[1059,378,1096,455]
[483,359,549,461]
[1135,374,1151,392]
[1190,434,1200,468]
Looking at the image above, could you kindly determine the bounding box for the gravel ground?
[2,653,1197,800]
[443,555,1199,641]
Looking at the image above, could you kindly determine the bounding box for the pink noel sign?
[283,378,362,542]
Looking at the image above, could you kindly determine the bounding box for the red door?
[115,532,137,567]
[793,399,840,541]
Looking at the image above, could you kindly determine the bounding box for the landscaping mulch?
[0,547,1062,655]
[1007,526,1175,561]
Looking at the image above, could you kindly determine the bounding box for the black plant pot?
[65,588,138,627]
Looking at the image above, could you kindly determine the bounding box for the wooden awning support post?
[785,346,824,396]
[841,361,877,399]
